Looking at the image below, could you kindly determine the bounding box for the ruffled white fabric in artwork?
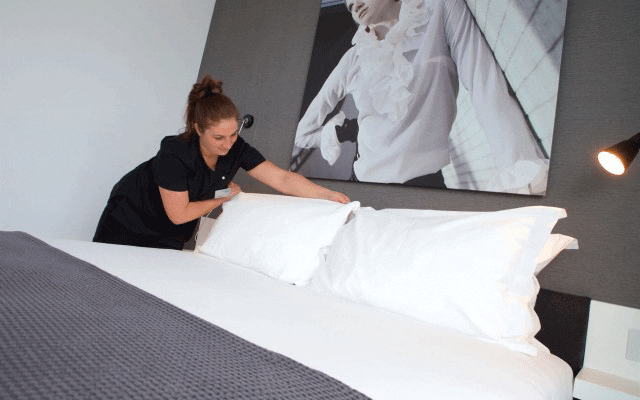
[350,0,431,122]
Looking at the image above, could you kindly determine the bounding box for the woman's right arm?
[158,182,241,225]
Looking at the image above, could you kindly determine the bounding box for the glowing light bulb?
[598,151,625,175]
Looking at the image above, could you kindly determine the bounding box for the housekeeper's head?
[181,75,239,144]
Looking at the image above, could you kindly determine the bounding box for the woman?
[94,75,350,250]
[294,0,548,194]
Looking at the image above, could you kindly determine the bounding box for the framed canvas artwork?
[290,0,568,196]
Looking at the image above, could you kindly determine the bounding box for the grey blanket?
[0,231,370,400]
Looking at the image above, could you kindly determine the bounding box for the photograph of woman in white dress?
[291,0,568,195]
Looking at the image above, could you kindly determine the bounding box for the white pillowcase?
[194,217,217,249]
[309,206,568,355]
[196,192,360,285]
[536,234,578,275]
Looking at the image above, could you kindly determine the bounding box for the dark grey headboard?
[199,0,640,309]
[534,288,590,377]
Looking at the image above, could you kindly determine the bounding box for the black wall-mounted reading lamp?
[241,114,254,129]
[237,114,254,136]
[597,132,640,175]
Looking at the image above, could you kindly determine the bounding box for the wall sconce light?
[236,114,254,136]
[241,114,254,128]
[597,132,640,175]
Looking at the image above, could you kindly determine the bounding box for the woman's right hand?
[223,181,242,201]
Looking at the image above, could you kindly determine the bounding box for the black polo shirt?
[108,135,265,246]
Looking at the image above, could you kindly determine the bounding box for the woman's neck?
[370,18,399,40]
[199,144,218,170]
[369,1,401,40]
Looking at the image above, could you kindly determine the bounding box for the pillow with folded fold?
[309,206,571,355]
[197,192,360,285]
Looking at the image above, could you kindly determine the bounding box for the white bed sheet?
[44,237,573,400]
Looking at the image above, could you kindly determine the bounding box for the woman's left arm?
[445,0,548,193]
[248,161,351,204]
[445,0,543,167]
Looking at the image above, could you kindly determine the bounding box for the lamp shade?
[598,132,640,175]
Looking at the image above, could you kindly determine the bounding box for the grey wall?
[199,0,640,309]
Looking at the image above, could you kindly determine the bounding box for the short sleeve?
[153,152,190,192]
[238,141,266,171]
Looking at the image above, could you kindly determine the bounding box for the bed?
[0,193,589,400]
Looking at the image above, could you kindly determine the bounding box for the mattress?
[3,232,374,400]
[23,236,574,400]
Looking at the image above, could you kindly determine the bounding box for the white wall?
[0,0,216,240]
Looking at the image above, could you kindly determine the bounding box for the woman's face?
[197,117,239,158]
[345,0,398,26]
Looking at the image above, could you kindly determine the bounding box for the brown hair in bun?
[180,75,239,141]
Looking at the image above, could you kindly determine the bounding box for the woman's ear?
[195,124,202,136]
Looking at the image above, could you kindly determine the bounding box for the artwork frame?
[290,0,568,196]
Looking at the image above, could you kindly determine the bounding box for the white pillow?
[360,208,577,275]
[309,206,568,355]
[196,192,360,285]
[194,217,217,249]
[536,234,578,275]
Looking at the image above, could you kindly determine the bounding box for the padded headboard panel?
[198,0,640,310]
[535,288,591,377]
